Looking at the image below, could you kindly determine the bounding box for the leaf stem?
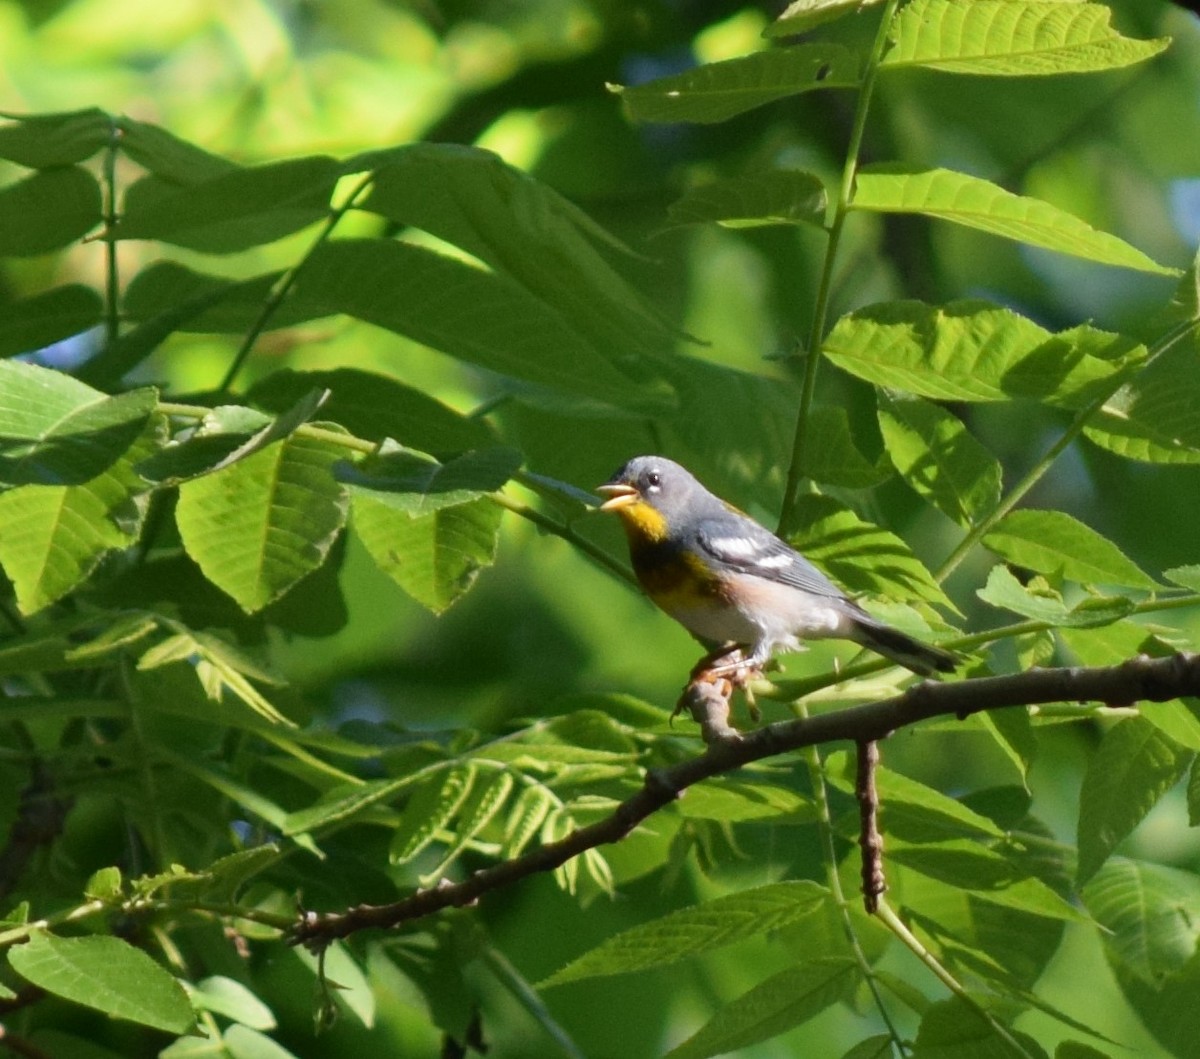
[780,0,902,535]
[101,117,122,351]
[216,170,376,396]
[874,900,1038,1059]
[935,315,1200,582]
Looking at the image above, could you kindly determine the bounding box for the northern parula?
[598,455,956,677]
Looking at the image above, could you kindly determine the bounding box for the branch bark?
[290,652,1200,948]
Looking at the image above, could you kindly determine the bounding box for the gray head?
[597,455,717,529]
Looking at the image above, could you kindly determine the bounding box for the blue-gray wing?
[693,518,848,600]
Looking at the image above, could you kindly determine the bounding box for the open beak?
[596,482,639,511]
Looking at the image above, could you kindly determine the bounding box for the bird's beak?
[596,482,639,511]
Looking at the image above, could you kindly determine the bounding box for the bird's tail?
[850,617,958,677]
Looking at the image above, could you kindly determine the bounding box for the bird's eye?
[646,471,662,490]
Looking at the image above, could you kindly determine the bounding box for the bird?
[597,455,957,678]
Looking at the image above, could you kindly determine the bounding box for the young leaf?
[0,417,161,614]
[541,881,831,987]
[390,765,475,864]
[611,45,859,125]
[500,783,556,859]
[353,494,503,614]
[824,300,1051,401]
[852,166,1177,275]
[0,285,102,359]
[883,0,1170,77]
[664,170,827,230]
[663,957,857,1059]
[788,494,956,611]
[0,167,101,255]
[0,361,156,486]
[0,108,111,167]
[877,391,1001,527]
[983,510,1158,590]
[175,433,348,613]
[115,156,341,252]
[8,933,194,1034]
[1077,718,1192,885]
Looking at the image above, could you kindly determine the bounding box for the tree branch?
[291,652,1200,948]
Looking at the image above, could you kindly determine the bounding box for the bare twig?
[856,740,885,914]
[291,652,1200,948]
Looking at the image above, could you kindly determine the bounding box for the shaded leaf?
[189,976,275,1031]
[0,167,101,255]
[883,0,1170,77]
[116,116,238,183]
[911,997,1044,1059]
[0,285,103,359]
[801,406,889,488]
[612,45,859,125]
[389,765,475,864]
[8,933,194,1034]
[340,446,521,516]
[852,166,1176,275]
[1077,718,1192,885]
[877,391,1001,527]
[0,108,111,167]
[983,510,1158,590]
[664,170,827,230]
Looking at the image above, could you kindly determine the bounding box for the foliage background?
[2,0,1200,1057]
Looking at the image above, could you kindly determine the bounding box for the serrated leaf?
[612,45,859,125]
[1083,340,1200,464]
[0,167,101,255]
[999,325,1147,411]
[116,156,340,252]
[0,286,103,359]
[788,494,956,611]
[824,300,1052,401]
[852,166,1176,275]
[0,416,161,614]
[8,933,194,1034]
[883,0,1170,77]
[983,510,1158,590]
[501,784,556,859]
[0,108,112,167]
[1082,858,1200,984]
[877,391,1001,527]
[390,765,475,864]
[1165,565,1200,592]
[976,566,1069,623]
[340,446,520,516]
[1077,718,1192,885]
[1139,700,1200,752]
[176,433,348,613]
[664,957,857,1059]
[84,866,123,901]
[424,770,515,882]
[289,239,660,409]
[664,170,827,230]
[769,0,886,36]
[674,779,813,823]
[247,368,495,454]
[353,493,503,614]
[542,881,831,987]
[0,362,157,486]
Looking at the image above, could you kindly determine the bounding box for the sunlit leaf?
[611,45,859,125]
[1077,719,1192,885]
[883,0,1170,77]
[801,406,889,488]
[852,166,1177,275]
[768,0,885,36]
[339,446,521,516]
[389,765,475,864]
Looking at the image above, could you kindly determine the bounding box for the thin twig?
[856,739,885,914]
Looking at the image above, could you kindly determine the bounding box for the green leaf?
[1077,718,1192,885]
[1082,858,1200,984]
[1055,1043,1114,1059]
[116,156,340,252]
[852,166,1177,275]
[664,170,827,230]
[983,510,1158,590]
[664,957,857,1059]
[189,976,275,1031]
[84,866,123,901]
[223,1024,302,1059]
[998,325,1147,411]
[1165,565,1200,592]
[390,764,475,864]
[500,783,555,858]
[8,933,194,1034]
[0,108,112,167]
[611,45,859,124]
[837,1036,896,1059]
[0,416,161,614]
[542,881,831,988]
[175,433,348,613]
[877,391,1001,527]
[359,144,680,363]
[801,406,889,488]
[0,286,103,359]
[824,300,1051,401]
[883,0,1171,77]
[424,769,515,881]
[768,0,886,36]
[788,494,956,611]
[289,239,659,409]
[1139,700,1200,753]
[673,778,813,823]
[247,368,495,454]
[1083,340,1200,464]
[911,997,1043,1059]
[116,117,238,183]
[353,494,503,614]
[0,167,101,255]
[119,261,293,334]
[976,566,1133,628]
[0,361,156,485]
[341,446,521,516]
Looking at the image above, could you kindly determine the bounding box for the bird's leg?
[678,644,764,724]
